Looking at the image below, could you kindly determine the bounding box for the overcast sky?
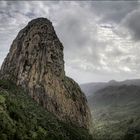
[1,1,140,84]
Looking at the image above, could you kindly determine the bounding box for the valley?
[81,80,140,140]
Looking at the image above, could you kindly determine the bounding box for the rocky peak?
[0,18,91,128]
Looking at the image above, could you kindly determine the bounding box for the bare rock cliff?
[0,18,91,128]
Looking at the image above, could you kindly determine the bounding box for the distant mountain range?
[80,79,140,97]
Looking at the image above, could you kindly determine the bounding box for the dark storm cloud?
[121,8,140,41]
[88,1,139,24]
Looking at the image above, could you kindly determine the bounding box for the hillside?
[0,79,93,140]
[88,85,140,140]
[80,79,140,98]
[89,85,140,107]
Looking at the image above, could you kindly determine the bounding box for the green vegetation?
[89,85,140,140]
[0,79,93,140]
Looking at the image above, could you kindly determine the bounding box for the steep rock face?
[0,18,91,128]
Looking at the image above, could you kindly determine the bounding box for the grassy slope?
[89,85,140,140]
[0,80,93,140]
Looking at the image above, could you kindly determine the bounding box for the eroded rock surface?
[0,18,91,128]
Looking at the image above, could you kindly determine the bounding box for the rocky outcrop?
[0,18,91,128]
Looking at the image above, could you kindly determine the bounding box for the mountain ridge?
[80,78,140,97]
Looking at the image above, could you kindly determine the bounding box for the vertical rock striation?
[0,18,91,128]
